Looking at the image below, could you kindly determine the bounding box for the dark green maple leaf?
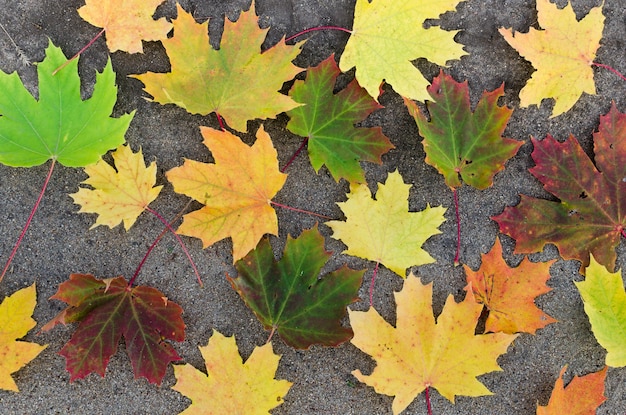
[494,103,626,271]
[287,55,393,183]
[228,225,364,349]
[44,274,185,385]
[405,70,521,189]
[0,41,133,167]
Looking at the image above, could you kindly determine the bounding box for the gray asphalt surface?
[0,0,625,414]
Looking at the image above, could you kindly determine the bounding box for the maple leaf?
[0,41,133,167]
[172,330,292,414]
[228,225,363,349]
[339,0,466,102]
[464,237,556,334]
[286,55,394,183]
[78,0,172,53]
[575,255,626,367]
[327,170,446,277]
[537,365,607,415]
[133,3,302,132]
[0,284,47,392]
[45,273,185,384]
[71,145,163,231]
[494,104,626,271]
[349,274,517,414]
[499,0,603,117]
[167,126,286,262]
[405,71,521,189]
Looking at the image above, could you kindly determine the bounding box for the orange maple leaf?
[536,366,607,415]
[464,237,556,334]
[78,0,172,53]
[166,126,287,261]
[349,273,517,414]
[70,145,163,231]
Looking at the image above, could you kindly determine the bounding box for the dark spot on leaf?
[579,192,587,199]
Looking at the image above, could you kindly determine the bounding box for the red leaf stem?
[285,26,352,43]
[52,28,105,75]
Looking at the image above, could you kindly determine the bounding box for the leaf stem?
[285,26,352,43]
[215,112,226,131]
[425,386,433,415]
[269,200,332,220]
[0,159,56,283]
[453,188,461,265]
[368,261,380,307]
[52,28,105,75]
[128,204,203,287]
[266,326,277,344]
[281,137,309,173]
[593,62,626,82]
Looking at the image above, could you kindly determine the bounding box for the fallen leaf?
[575,255,626,367]
[45,274,185,385]
[0,41,133,167]
[228,225,363,349]
[536,365,607,415]
[405,71,521,189]
[464,237,556,334]
[327,170,446,277]
[134,3,302,132]
[494,104,626,271]
[287,55,393,183]
[78,0,172,53]
[349,274,517,414]
[340,0,466,102]
[499,0,603,117]
[71,145,163,230]
[166,126,286,262]
[172,330,291,415]
[0,284,47,392]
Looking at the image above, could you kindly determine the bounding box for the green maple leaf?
[44,274,185,385]
[287,55,394,183]
[133,4,302,132]
[0,41,133,167]
[405,71,521,189]
[494,103,626,271]
[575,255,626,367]
[228,225,363,349]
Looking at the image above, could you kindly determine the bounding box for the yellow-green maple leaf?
[349,274,517,414]
[172,330,292,415]
[499,0,603,117]
[166,126,287,262]
[0,284,47,392]
[327,170,446,277]
[134,3,302,132]
[78,0,172,53]
[71,144,163,231]
[339,0,466,102]
[575,255,626,367]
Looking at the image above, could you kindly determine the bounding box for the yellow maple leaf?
[339,0,466,102]
[0,284,47,392]
[134,4,302,132]
[499,0,603,117]
[71,144,163,231]
[78,0,172,54]
[172,330,292,415]
[349,274,517,414]
[327,170,446,277]
[166,126,287,262]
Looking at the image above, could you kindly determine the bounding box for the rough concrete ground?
[0,0,625,414]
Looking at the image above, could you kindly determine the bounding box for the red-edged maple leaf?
[405,70,521,190]
[286,55,393,183]
[44,274,184,384]
[228,225,363,349]
[494,103,626,271]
